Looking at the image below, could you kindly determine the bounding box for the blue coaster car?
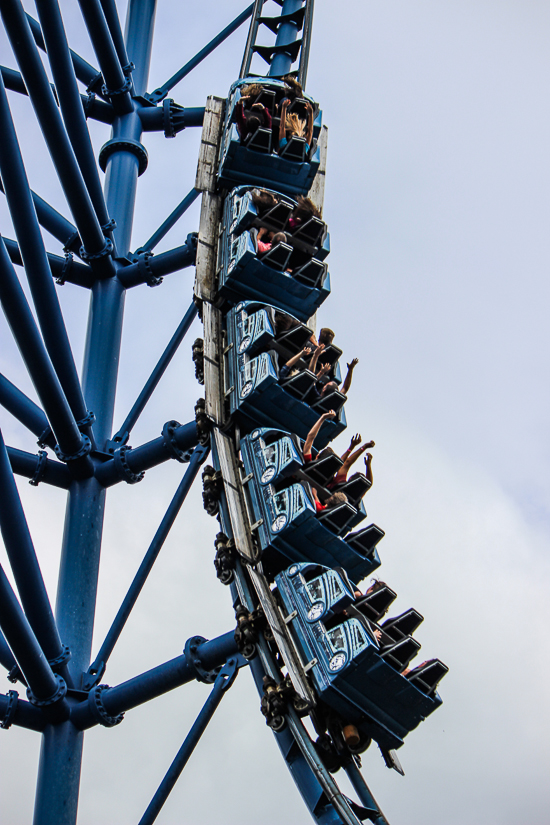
[275,563,448,751]
[225,302,346,447]
[218,188,330,322]
[226,186,330,261]
[218,78,322,196]
[240,429,384,582]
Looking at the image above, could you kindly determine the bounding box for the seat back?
[244,126,272,154]
[280,135,307,163]
[332,473,372,507]
[293,258,326,288]
[262,200,293,231]
[406,659,449,696]
[345,524,385,558]
[317,501,357,536]
[281,369,316,400]
[290,216,325,249]
[381,609,424,642]
[252,88,276,113]
[311,389,346,415]
[260,241,293,271]
[300,453,343,486]
[354,583,396,621]
[380,637,421,671]
[275,321,313,356]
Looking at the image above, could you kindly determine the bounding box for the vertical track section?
[194,34,389,820]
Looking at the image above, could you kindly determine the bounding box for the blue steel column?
[268,0,304,78]
[33,2,158,823]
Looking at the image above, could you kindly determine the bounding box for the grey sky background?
[0,1,549,823]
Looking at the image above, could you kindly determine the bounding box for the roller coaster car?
[226,186,330,260]
[225,304,346,447]
[218,79,322,196]
[240,429,383,582]
[217,191,330,323]
[275,564,448,751]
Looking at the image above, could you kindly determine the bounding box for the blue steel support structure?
[0,1,422,823]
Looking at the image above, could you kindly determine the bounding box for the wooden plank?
[203,302,225,425]
[194,190,221,302]
[248,567,317,708]
[308,124,328,215]
[195,95,225,193]
[213,429,257,563]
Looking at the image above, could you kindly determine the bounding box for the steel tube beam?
[95,421,198,487]
[268,0,304,78]
[0,181,81,254]
[0,73,96,426]
[81,93,115,123]
[25,12,104,93]
[0,628,17,672]
[2,238,93,289]
[0,237,91,463]
[0,429,68,675]
[7,447,72,490]
[99,0,131,72]
[37,2,159,821]
[138,659,238,825]
[35,0,113,231]
[123,0,156,96]
[71,631,240,729]
[137,189,200,253]
[0,565,63,703]
[0,373,51,444]
[0,692,45,732]
[0,3,114,275]
[147,4,254,103]
[87,445,209,682]
[114,302,198,440]
[117,239,197,288]
[76,0,133,113]
[0,65,27,94]
[137,105,204,132]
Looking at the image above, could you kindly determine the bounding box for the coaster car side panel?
[276,565,445,751]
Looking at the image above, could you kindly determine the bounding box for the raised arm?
[340,439,375,474]
[308,343,325,373]
[303,410,336,457]
[364,452,373,486]
[340,433,362,461]
[285,345,312,371]
[341,357,359,395]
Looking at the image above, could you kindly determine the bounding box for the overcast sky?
[1,1,549,823]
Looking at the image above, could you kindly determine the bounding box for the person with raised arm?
[278,345,313,381]
[327,436,375,489]
[341,357,359,395]
[278,99,314,156]
[302,410,336,462]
